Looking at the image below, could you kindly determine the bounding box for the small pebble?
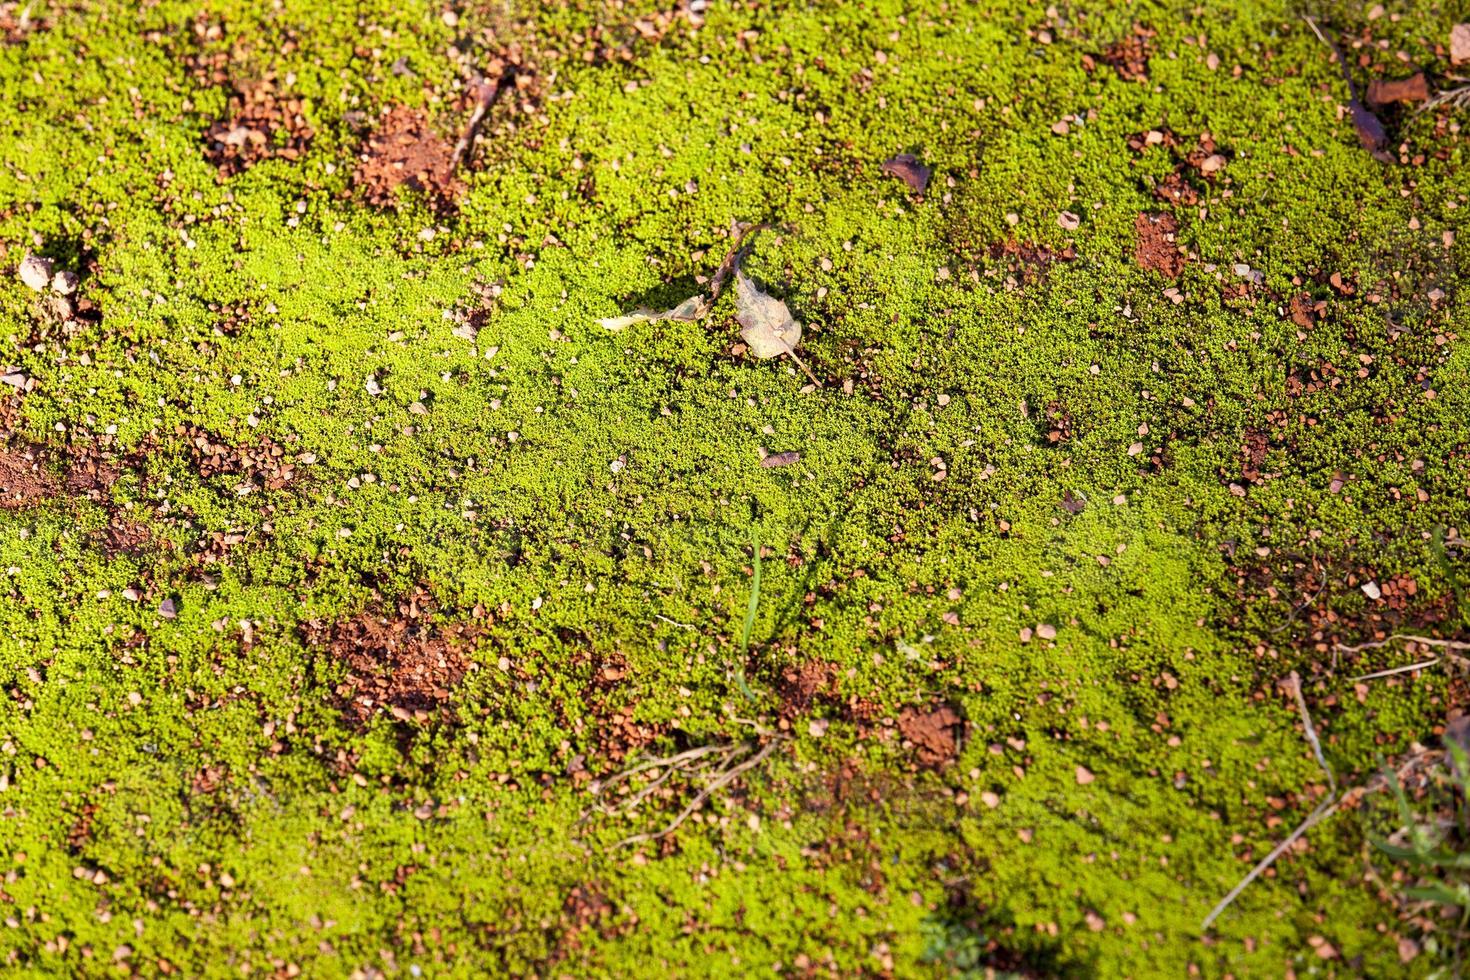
[17,254,53,291]
[51,270,79,295]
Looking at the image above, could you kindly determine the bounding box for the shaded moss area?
[1,0,1468,974]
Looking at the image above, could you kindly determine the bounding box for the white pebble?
[17,254,53,291]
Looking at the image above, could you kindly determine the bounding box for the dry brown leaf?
[880,153,931,193]
[735,267,818,385]
[1367,73,1429,106]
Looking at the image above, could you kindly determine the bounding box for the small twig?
[612,744,745,814]
[1202,672,1336,930]
[1202,796,1342,931]
[726,712,781,738]
[654,613,696,631]
[616,739,782,848]
[451,67,517,171]
[1336,634,1470,655]
[1421,81,1470,114]
[1286,671,1336,796]
[785,349,821,387]
[1303,17,1359,100]
[1269,577,1329,634]
[589,743,734,801]
[1351,658,1441,683]
[707,222,769,305]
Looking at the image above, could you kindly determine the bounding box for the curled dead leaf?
[599,294,708,331]
[735,267,818,385]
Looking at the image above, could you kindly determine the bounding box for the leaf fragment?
[1367,73,1429,106]
[598,220,766,330]
[598,293,708,331]
[880,153,931,193]
[760,451,801,468]
[735,269,801,359]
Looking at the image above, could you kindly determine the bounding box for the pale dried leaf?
[735,269,801,359]
[599,293,709,331]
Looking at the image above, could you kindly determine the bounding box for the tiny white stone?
[51,270,79,295]
[1361,581,1382,600]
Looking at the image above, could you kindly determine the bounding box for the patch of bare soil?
[0,2,47,43]
[1098,24,1156,82]
[92,515,156,558]
[0,445,57,508]
[985,239,1076,283]
[203,77,314,177]
[305,591,480,727]
[897,704,964,768]
[565,646,667,767]
[1134,211,1185,277]
[61,444,121,502]
[183,18,313,177]
[775,659,839,722]
[356,106,465,210]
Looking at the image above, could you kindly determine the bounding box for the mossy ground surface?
[1,0,1469,975]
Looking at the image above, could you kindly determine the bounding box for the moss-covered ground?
[2,0,1469,974]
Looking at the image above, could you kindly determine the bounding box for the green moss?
[1,0,1468,974]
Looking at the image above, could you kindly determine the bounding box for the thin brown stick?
[590,743,736,799]
[1336,634,1470,655]
[616,739,781,848]
[1202,796,1342,931]
[707,221,768,305]
[1351,658,1441,683]
[1286,671,1336,795]
[1269,577,1329,634]
[785,350,821,387]
[613,745,745,815]
[451,67,517,171]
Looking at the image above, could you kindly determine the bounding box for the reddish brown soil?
[203,78,314,177]
[986,240,1077,283]
[305,592,480,727]
[1241,428,1268,482]
[775,659,839,721]
[92,516,156,558]
[897,704,963,767]
[0,2,47,43]
[356,106,464,209]
[179,424,296,490]
[1099,25,1156,81]
[1134,211,1185,277]
[0,446,57,508]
